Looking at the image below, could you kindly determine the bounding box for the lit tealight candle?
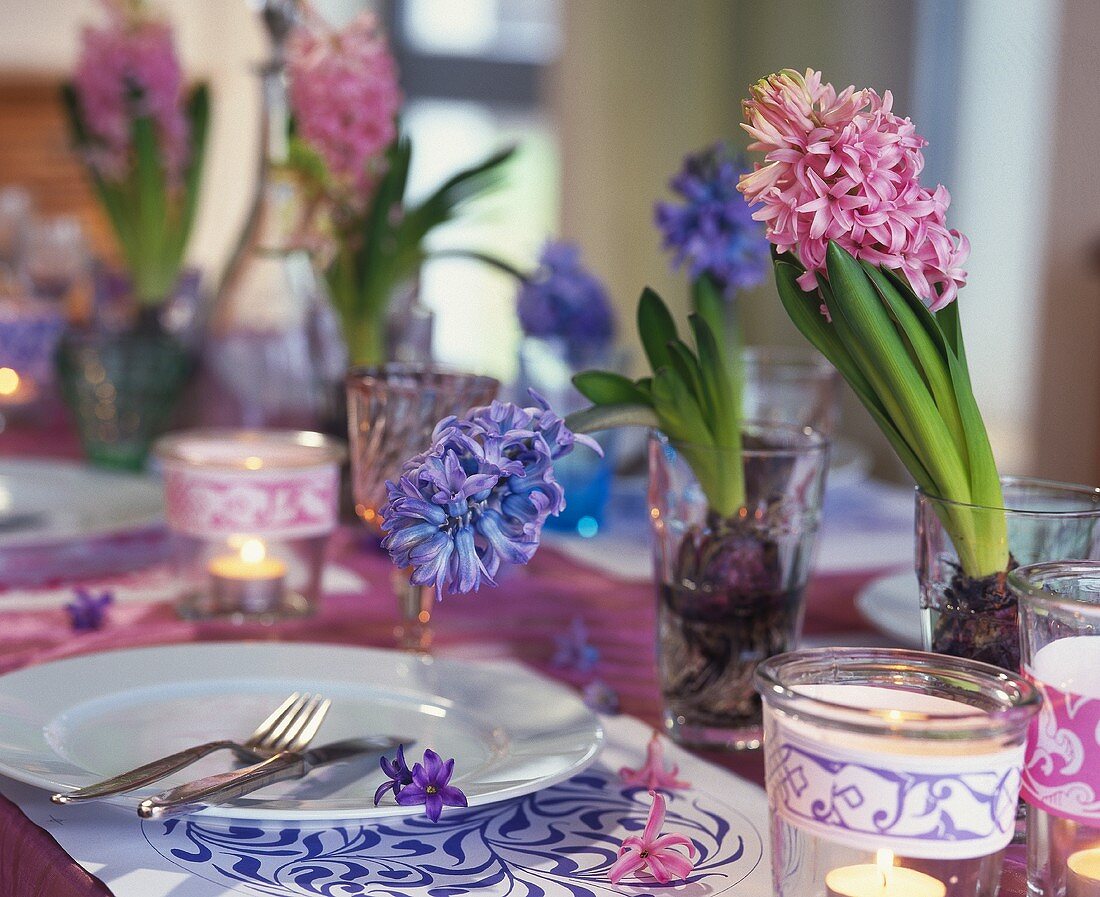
[826,850,947,897]
[1069,848,1100,897]
[208,538,287,613]
[0,366,37,407]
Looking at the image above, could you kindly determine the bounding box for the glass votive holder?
[1013,561,1100,897]
[756,647,1040,897]
[154,429,346,620]
[0,296,65,413]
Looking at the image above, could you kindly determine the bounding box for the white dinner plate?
[0,642,604,822]
[854,569,923,647]
[0,459,163,548]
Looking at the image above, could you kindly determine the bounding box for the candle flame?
[0,367,20,396]
[239,538,266,564]
[875,849,894,891]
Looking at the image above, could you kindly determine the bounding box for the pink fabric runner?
[0,420,938,894]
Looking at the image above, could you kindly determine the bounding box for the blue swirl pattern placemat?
[4,715,768,896]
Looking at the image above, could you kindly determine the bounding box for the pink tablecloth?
[0,526,883,896]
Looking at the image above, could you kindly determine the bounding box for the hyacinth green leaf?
[651,366,712,447]
[635,376,653,399]
[870,267,1003,535]
[771,255,940,534]
[565,403,660,434]
[825,241,971,505]
[174,84,209,267]
[862,264,966,460]
[692,274,727,347]
[688,314,738,449]
[571,370,650,407]
[637,288,678,373]
[666,339,713,424]
[131,114,170,304]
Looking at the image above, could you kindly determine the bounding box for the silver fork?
[51,692,331,804]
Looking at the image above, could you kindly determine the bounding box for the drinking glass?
[917,477,1100,671]
[649,423,829,750]
[346,364,499,650]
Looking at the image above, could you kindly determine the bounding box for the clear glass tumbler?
[346,364,499,650]
[1013,561,1100,897]
[757,646,1040,897]
[649,423,829,750]
[742,345,840,438]
[917,477,1100,671]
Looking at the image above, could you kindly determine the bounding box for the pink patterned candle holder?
[756,647,1040,897]
[154,429,345,620]
[1014,562,1100,897]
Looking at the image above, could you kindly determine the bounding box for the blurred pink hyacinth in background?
[288,9,402,207]
[738,68,969,310]
[73,0,189,184]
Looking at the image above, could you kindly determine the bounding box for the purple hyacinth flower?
[381,396,601,598]
[655,142,771,297]
[516,240,614,366]
[65,587,113,632]
[552,616,600,673]
[373,744,415,806]
[395,748,468,822]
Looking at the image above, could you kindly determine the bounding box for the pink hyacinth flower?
[619,731,691,791]
[288,9,401,209]
[737,68,968,310]
[609,790,697,885]
[73,0,189,184]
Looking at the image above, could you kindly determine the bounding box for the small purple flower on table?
[65,587,113,632]
[373,743,414,806]
[655,142,771,297]
[381,392,601,597]
[395,748,468,822]
[551,616,600,673]
[582,679,620,715]
[516,240,614,366]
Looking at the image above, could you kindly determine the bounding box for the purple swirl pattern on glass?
[765,727,1024,860]
[0,301,65,383]
[1021,677,1100,827]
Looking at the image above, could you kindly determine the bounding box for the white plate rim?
[0,642,605,821]
[0,459,164,548]
[854,569,923,647]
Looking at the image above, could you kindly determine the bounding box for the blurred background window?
[380,0,563,382]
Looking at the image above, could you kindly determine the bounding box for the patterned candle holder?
[1013,561,1100,897]
[155,429,345,620]
[756,647,1040,897]
[0,297,65,415]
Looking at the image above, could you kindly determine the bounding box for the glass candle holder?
[1013,561,1100,897]
[0,297,65,414]
[756,647,1040,897]
[155,429,345,620]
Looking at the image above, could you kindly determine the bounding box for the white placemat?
[3,712,769,897]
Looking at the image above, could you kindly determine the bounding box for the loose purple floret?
[394,748,468,822]
[65,587,113,632]
[373,743,414,806]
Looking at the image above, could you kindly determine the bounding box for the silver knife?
[137,736,411,821]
